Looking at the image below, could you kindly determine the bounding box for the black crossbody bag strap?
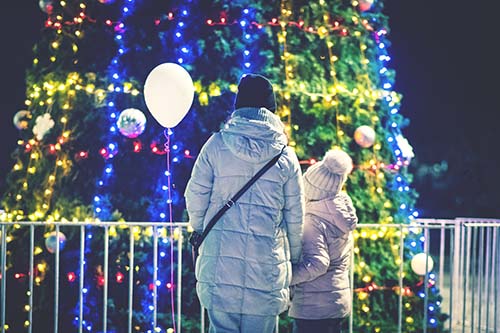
[190,146,285,251]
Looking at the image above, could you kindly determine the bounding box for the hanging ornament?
[117,108,147,138]
[13,110,32,130]
[358,0,374,12]
[45,231,67,254]
[39,0,54,14]
[32,113,55,141]
[395,135,415,161]
[354,125,376,148]
[411,253,434,276]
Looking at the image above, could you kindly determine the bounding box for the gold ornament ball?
[354,125,376,148]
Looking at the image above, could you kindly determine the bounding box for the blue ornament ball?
[45,231,67,254]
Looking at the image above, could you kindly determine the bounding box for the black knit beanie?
[234,74,277,112]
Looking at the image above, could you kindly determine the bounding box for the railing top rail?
[0,221,448,228]
[462,222,500,227]
[455,217,500,223]
[0,221,190,227]
[414,217,500,225]
[1,218,498,228]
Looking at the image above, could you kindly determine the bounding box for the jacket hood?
[221,107,287,163]
[306,194,358,235]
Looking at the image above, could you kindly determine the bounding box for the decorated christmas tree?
[1,0,447,332]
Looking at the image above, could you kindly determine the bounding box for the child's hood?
[306,192,358,234]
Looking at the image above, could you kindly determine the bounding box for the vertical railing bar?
[477,227,486,332]
[1,224,7,333]
[448,223,454,332]
[462,225,471,333]
[54,225,60,333]
[471,225,478,333]
[439,221,445,293]
[423,222,429,333]
[457,221,465,328]
[79,226,85,333]
[398,224,404,333]
[153,226,158,330]
[349,231,354,333]
[128,227,135,333]
[28,225,34,333]
[477,227,484,332]
[494,226,498,333]
[103,226,109,333]
[177,229,183,333]
[275,316,279,333]
[484,227,491,333]
[201,306,205,333]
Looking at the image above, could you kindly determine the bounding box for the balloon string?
[164,129,176,332]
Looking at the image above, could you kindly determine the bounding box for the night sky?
[1,1,498,218]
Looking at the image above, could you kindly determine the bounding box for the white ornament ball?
[45,231,67,254]
[117,108,147,138]
[354,125,376,148]
[359,0,374,12]
[411,253,434,276]
[13,110,32,130]
[39,0,54,14]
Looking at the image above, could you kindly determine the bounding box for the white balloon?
[143,63,194,128]
[411,253,434,276]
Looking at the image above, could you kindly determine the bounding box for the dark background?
[1,1,498,218]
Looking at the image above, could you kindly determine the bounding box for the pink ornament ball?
[359,0,374,12]
[39,0,54,14]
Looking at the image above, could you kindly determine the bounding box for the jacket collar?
[232,107,284,131]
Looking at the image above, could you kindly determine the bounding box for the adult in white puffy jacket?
[185,74,304,333]
[289,150,358,333]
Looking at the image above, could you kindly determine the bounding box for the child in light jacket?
[289,149,358,333]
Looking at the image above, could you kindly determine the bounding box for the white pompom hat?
[303,149,353,201]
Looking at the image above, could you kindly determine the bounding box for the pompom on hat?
[303,149,354,201]
[234,74,277,112]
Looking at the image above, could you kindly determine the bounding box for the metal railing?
[1,218,499,333]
